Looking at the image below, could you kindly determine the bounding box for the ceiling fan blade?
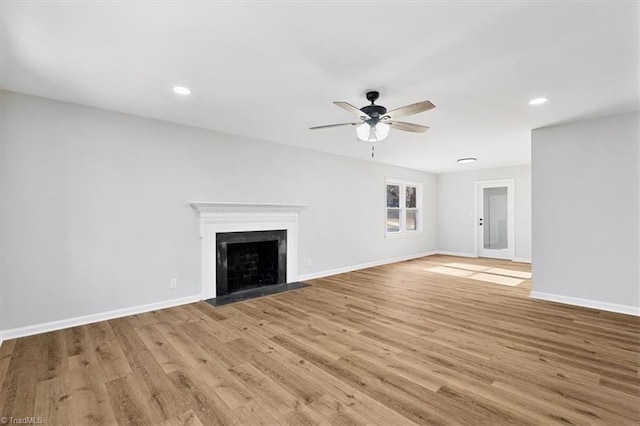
[309,122,360,130]
[385,100,435,120]
[334,101,370,118]
[387,121,430,133]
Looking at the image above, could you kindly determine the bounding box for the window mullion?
[399,184,405,233]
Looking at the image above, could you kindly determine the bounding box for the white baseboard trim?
[298,251,438,281]
[432,251,478,258]
[530,291,640,317]
[0,294,202,341]
[434,252,531,263]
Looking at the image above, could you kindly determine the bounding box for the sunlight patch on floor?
[445,262,490,272]
[425,266,474,277]
[486,267,531,279]
[427,262,529,287]
[469,273,523,286]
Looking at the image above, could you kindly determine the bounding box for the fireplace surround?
[191,202,305,299]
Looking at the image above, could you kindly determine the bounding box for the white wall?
[531,112,639,315]
[0,91,437,333]
[436,165,532,261]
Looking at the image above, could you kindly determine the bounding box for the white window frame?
[385,178,423,237]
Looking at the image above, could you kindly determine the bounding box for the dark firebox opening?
[216,230,287,296]
[227,240,278,292]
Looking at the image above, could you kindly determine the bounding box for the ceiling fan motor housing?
[361,91,387,124]
[361,104,387,117]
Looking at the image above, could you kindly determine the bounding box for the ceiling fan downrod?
[361,91,387,124]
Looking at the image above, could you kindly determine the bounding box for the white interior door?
[476,179,515,260]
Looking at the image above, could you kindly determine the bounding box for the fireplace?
[191,202,305,299]
[216,230,287,296]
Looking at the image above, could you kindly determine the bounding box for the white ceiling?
[1,1,638,173]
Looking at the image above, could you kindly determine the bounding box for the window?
[386,179,422,236]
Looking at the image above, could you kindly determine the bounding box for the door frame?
[474,178,515,260]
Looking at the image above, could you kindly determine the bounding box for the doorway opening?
[475,179,515,260]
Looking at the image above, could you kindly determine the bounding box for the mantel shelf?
[191,202,306,215]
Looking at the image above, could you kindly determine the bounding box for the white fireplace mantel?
[191,202,306,299]
[191,202,306,215]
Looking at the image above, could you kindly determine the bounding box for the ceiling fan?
[310,91,435,142]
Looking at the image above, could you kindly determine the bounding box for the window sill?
[385,230,423,239]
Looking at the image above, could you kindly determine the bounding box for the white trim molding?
[191,202,306,215]
[434,251,530,264]
[0,295,201,341]
[298,251,437,281]
[191,202,306,300]
[530,291,640,317]
[433,251,479,258]
[406,251,528,263]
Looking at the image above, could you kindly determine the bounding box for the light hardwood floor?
[1,255,639,425]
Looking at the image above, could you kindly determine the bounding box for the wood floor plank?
[246,349,326,406]
[159,409,205,426]
[64,357,118,425]
[177,322,252,368]
[167,368,236,425]
[87,321,132,381]
[36,330,68,382]
[134,324,189,374]
[34,376,71,425]
[104,371,164,426]
[109,318,148,361]
[2,254,639,425]
[0,338,15,391]
[65,325,90,359]
[0,335,43,416]
[126,350,190,421]
[228,361,318,423]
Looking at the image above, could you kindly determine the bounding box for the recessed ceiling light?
[457,157,477,164]
[173,86,191,95]
[529,97,548,105]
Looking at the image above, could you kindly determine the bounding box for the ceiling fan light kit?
[310,91,435,145]
[357,121,390,142]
